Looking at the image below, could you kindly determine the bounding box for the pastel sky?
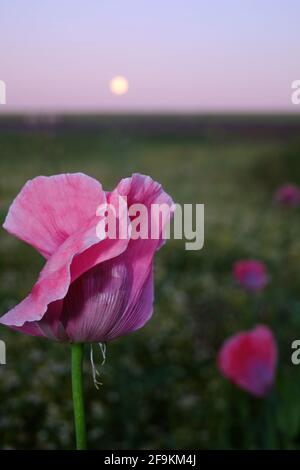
[0,0,299,112]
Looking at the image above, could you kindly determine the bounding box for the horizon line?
[1,108,300,117]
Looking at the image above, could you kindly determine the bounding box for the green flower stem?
[71,343,87,450]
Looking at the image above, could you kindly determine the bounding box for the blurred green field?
[1,115,300,449]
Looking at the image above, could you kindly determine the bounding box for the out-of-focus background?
[1,0,300,450]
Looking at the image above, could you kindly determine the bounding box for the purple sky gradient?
[0,0,300,112]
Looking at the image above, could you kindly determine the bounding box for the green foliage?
[0,116,300,449]
[251,139,300,191]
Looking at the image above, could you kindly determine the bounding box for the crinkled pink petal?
[61,252,154,342]
[110,173,174,295]
[10,300,67,341]
[0,221,130,331]
[59,259,132,342]
[3,173,105,258]
[103,173,173,338]
[0,173,173,343]
[62,173,173,342]
[104,265,154,341]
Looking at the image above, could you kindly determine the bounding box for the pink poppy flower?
[218,325,277,397]
[233,260,268,292]
[0,173,173,343]
[274,183,300,207]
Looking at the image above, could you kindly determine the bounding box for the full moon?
[109,76,129,95]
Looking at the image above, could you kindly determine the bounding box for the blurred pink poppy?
[0,173,173,342]
[218,325,277,397]
[274,183,300,207]
[233,260,268,292]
